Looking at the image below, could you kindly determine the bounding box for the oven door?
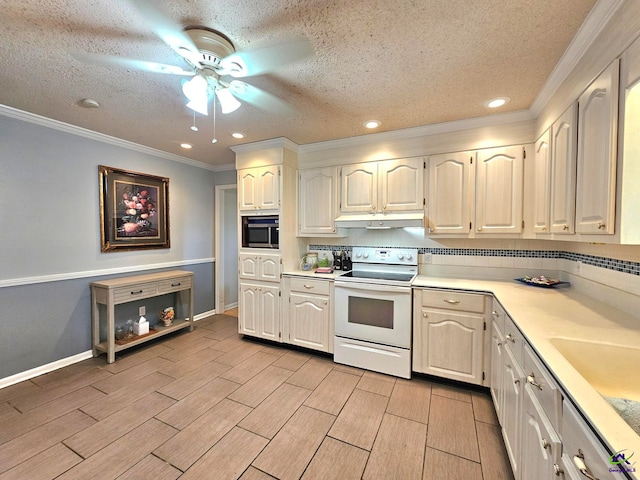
[334,280,411,348]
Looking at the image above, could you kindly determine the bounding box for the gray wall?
[0,113,224,379]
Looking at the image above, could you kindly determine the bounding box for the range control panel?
[351,247,419,266]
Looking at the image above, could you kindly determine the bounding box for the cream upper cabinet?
[298,167,338,236]
[238,165,280,212]
[378,158,425,212]
[340,163,377,213]
[476,145,525,234]
[549,103,577,234]
[532,131,551,234]
[428,151,473,234]
[575,60,619,234]
[340,158,424,214]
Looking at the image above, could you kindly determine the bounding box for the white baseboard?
[1,310,222,390]
[224,302,238,311]
[0,350,94,389]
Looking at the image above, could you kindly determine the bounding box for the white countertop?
[413,275,640,463]
[283,269,344,279]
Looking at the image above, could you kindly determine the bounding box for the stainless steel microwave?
[242,215,279,248]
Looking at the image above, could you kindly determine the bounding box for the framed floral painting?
[99,166,170,252]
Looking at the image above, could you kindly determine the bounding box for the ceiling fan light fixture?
[485,97,510,109]
[364,120,381,129]
[215,87,241,114]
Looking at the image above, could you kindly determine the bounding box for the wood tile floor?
[0,313,514,480]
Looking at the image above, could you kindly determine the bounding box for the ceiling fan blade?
[127,0,203,67]
[229,80,294,115]
[77,53,194,76]
[219,38,313,78]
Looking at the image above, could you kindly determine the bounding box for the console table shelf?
[91,270,194,363]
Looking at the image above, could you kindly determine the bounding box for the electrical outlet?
[424,253,432,264]
[139,306,146,316]
[576,261,582,275]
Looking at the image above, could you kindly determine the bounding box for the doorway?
[215,184,238,314]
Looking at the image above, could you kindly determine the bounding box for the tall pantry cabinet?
[232,138,307,341]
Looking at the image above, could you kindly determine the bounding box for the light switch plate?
[139,306,146,316]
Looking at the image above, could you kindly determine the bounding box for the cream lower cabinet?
[239,282,280,341]
[238,251,281,341]
[282,276,332,353]
[413,289,487,386]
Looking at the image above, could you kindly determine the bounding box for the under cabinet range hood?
[334,212,425,229]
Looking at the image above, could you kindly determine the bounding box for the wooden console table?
[91,270,194,363]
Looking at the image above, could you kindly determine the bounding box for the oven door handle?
[334,281,411,293]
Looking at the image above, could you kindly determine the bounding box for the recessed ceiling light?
[180,143,193,149]
[485,97,510,109]
[364,120,381,129]
[231,132,245,139]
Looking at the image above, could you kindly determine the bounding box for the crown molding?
[0,104,232,172]
[529,0,624,116]
[230,137,298,154]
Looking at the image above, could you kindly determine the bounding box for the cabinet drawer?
[289,277,331,295]
[158,276,192,294]
[561,398,618,479]
[113,282,158,303]
[421,289,485,313]
[503,315,524,365]
[524,345,562,432]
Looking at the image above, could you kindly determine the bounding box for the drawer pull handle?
[171,282,181,287]
[527,373,543,390]
[505,334,516,343]
[491,310,499,316]
[304,284,314,289]
[443,299,460,305]
[573,451,599,480]
[130,290,143,295]
[597,223,606,230]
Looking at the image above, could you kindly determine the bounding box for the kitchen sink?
[550,337,640,402]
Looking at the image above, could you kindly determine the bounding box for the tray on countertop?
[515,276,570,288]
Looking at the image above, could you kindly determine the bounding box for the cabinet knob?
[542,227,547,231]
[323,301,328,305]
[541,438,551,450]
[527,373,543,390]
[477,227,483,232]
[563,224,569,231]
[553,464,563,477]
[423,312,428,318]
[491,310,499,317]
[514,379,520,385]
[598,222,606,230]
[505,334,516,343]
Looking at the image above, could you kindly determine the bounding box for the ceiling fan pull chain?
[211,96,218,144]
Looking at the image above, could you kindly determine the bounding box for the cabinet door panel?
[550,104,577,234]
[239,170,258,210]
[420,310,484,385]
[340,164,377,213]
[239,254,259,279]
[259,254,281,282]
[239,284,259,335]
[258,166,280,210]
[379,158,424,212]
[288,293,329,351]
[533,130,551,233]
[521,387,561,480]
[576,60,619,234]
[428,152,472,234]
[259,285,280,341]
[490,322,505,424]
[299,168,338,235]
[476,145,524,234]
[502,347,523,480]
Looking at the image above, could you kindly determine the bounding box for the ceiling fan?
[97,0,313,116]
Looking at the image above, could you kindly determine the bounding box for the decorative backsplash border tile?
[309,245,640,276]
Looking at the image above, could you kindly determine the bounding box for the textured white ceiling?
[0,0,597,166]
